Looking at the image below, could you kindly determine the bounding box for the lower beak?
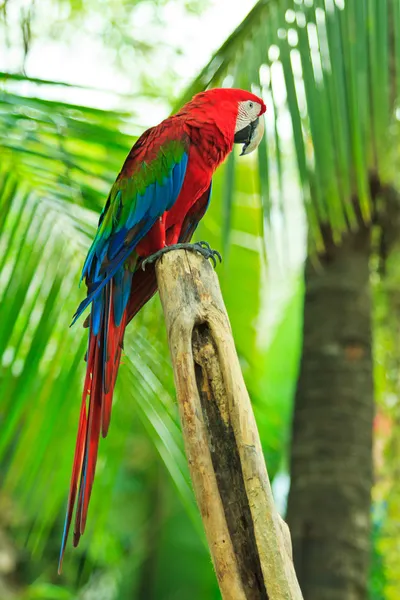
[234,117,265,156]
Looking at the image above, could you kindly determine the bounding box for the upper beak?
[234,117,265,156]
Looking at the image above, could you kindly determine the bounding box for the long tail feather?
[59,277,129,573]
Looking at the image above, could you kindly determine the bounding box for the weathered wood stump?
[155,250,303,600]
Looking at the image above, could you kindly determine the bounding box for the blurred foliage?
[1,0,400,598]
[373,247,400,600]
[0,0,210,102]
[181,0,400,255]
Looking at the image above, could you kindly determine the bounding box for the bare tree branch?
[155,250,303,600]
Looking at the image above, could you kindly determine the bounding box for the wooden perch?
[155,250,303,600]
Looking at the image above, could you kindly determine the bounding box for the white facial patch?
[235,100,262,133]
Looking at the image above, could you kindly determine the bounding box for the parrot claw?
[194,241,222,268]
[141,242,222,271]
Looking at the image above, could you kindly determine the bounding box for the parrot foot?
[141,241,222,271]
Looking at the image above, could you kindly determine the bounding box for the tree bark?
[286,223,374,600]
[155,250,303,600]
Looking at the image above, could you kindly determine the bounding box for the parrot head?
[184,88,266,156]
[232,92,266,156]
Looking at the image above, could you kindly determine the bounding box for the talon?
[141,255,157,271]
[214,250,222,263]
[196,241,222,264]
[198,241,211,251]
[192,242,222,268]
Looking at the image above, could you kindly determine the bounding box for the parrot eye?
[249,101,254,109]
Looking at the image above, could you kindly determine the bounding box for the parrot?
[59,87,266,571]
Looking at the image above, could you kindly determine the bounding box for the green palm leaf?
[180,0,400,246]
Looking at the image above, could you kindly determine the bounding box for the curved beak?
[234,116,265,156]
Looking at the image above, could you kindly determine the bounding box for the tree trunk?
[286,224,374,600]
[155,249,303,600]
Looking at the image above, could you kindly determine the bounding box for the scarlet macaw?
[59,88,266,570]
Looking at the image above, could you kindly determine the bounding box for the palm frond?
[180,0,400,250]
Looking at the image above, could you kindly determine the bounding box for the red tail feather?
[102,292,127,438]
[59,283,127,572]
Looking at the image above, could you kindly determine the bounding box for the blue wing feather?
[72,147,189,325]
